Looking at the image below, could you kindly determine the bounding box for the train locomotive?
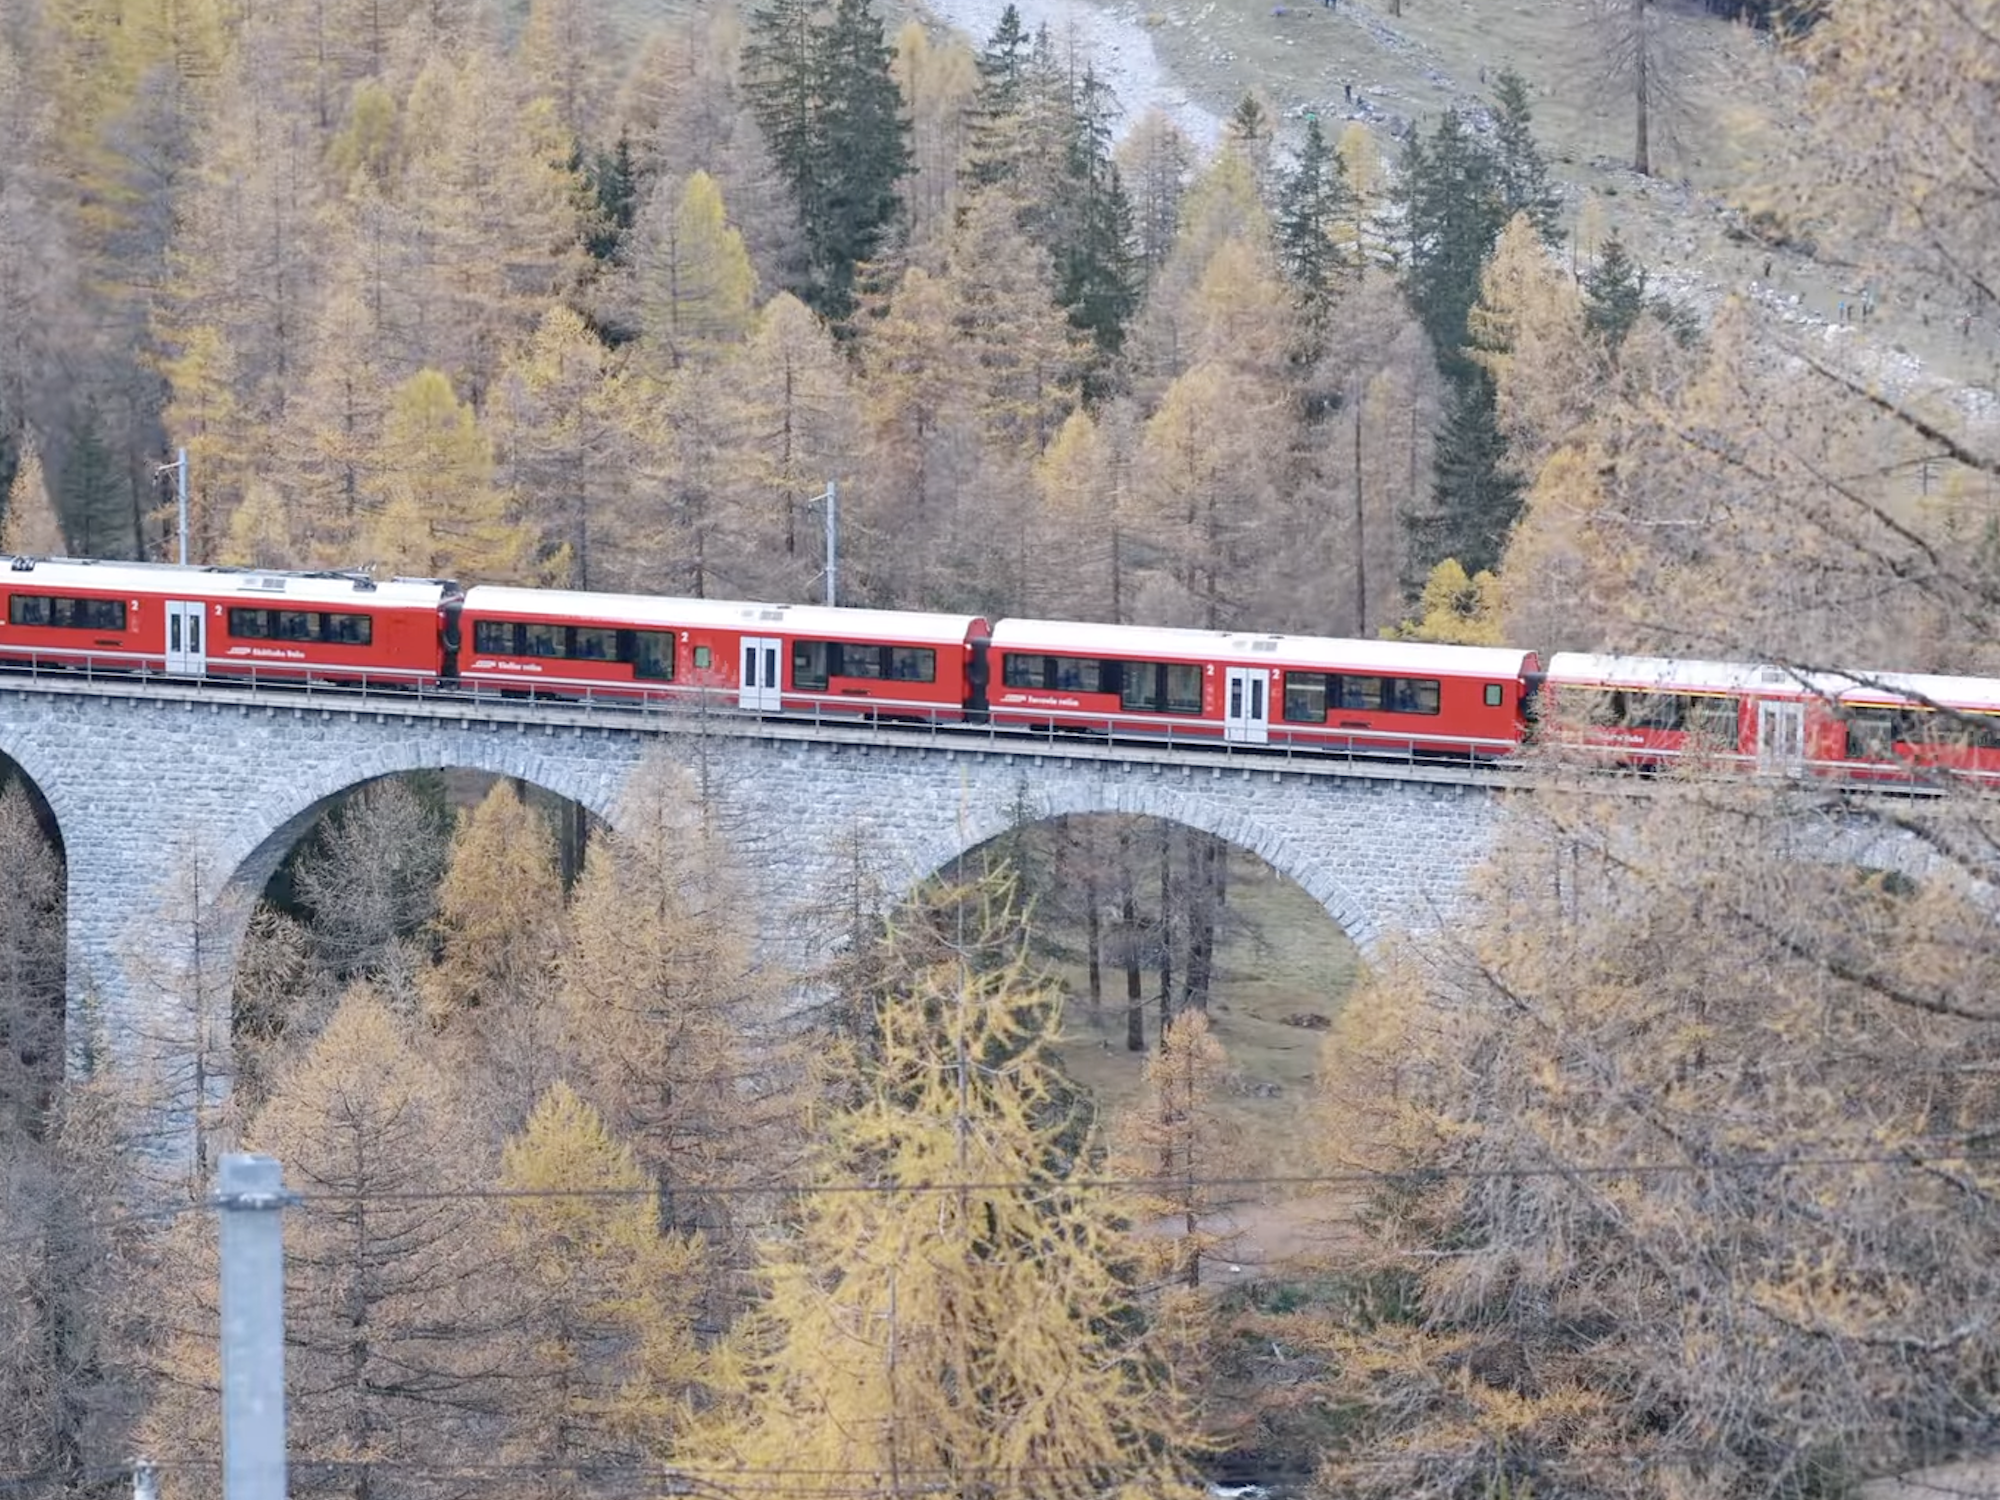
[2,553,1996,783]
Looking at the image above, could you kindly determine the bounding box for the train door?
[1224,666,1270,745]
[165,601,206,675]
[1756,698,1805,775]
[739,635,783,711]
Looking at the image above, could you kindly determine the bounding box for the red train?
[1,554,1995,783]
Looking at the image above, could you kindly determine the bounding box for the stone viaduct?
[0,673,1514,1084]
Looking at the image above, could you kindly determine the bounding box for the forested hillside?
[5,0,2000,1495]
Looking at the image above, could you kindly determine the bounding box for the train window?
[229,608,273,638]
[1687,696,1738,744]
[836,644,885,679]
[1484,684,1504,708]
[323,613,372,645]
[1283,672,1329,723]
[693,646,711,669]
[627,631,673,680]
[1055,657,1102,692]
[572,627,615,661]
[474,620,516,654]
[1567,689,1623,726]
[275,610,319,641]
[522,623,564,657]
[1166,663,1202,713]
[1387,678,1441,715]
[1004,654,1047,689]
[888,647,936,683]
[1623,692,1683,731]
[1336,676,1384,712]
[10,594,128,630]
[1121,664,1157,711]
[1846,709,1898,760]
[793,640,829,690]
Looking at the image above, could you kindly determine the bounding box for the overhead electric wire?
[5,1142,1998,1259]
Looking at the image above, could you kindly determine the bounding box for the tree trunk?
[1184,833,1217,1012]
[1633,0,1651,175]
[1083,855,1103,1011]
[1157,826,1174,1035]
[1120,827,1144,1051]
[1353,392,1368,635]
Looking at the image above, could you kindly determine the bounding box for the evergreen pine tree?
[810,0,911,322]
[583,134,637,264]
[965,3,1033,189]
[1051,66,1137,390]
[1490,68,1561,243]
[1276,113,1357,327]
[1397,107,1505,379]
[1425,367,1521,578]
[58,404,130,558]
[743,0,826,286]
[1228,91,1270,150]
[1582,231,1648,349]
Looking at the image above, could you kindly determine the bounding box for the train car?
[458,586,988,717]
[985,618,1538,757]
[0,556,457,685]
[1541,652,2000,781]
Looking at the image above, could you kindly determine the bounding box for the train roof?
[1545,651,2000,712]
[988,617,1537,678]
[461,587,988,646]
[0,556,454,609]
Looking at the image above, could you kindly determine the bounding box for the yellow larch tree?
[135,987,505,1500]
[152,42,324,557]
[892,19,979,261]
[860,263,972,526]
[558,755,798,1245]
[604,359,738,597]
[1126,148,1272,393]
[1466,213,1601,480]
[1391,558,1506,645]
[494,1082,707,1475]
[940,188,1081,462]
[1117,109,1196,282]
[366,368,529,580]
[399,48,588,401]
[420,781,567,1029]
[153,323,250,565]
[1029,407,1127,623]
[697,869,1207,1500]
[630,170,757,371]
[2,437,67,556]
[517,0,611,141]
[717,293,858,599]
[489,304,630,589]
[1134,356,1288,628]
[218,480,295,569]
[266,227,403,565]
[1109,1008,1243,1289]
[1336,121,1387,272]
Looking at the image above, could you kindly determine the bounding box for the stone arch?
[902,776,1388,953]
[217,732,638,911]
[0,732,77,863]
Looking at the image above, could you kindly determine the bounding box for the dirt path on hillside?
[915,0,1223,148]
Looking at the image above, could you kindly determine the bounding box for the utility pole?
[155,448,189,564]
[808,480,839,607]
[214,1154,294,1500]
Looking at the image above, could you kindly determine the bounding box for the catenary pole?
[175,448,188,565]
[824,479,838,608]
[215,1154,294,1500]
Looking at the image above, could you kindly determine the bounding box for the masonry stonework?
[0,679,1509,1096]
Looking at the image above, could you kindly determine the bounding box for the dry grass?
[1043,845,1364,1181]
